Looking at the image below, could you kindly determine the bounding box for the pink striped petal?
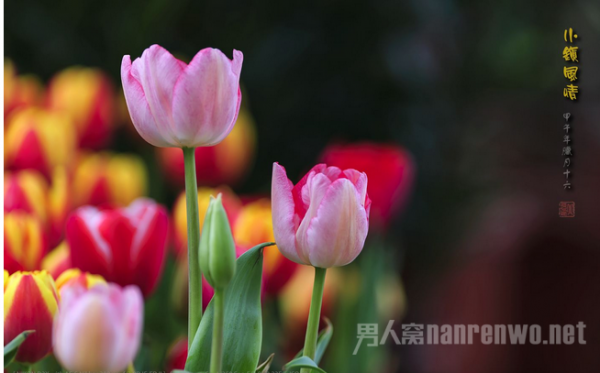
[172,49,243,147]
[121,55,174,147]
[271,163,305,264]
[303,178,369,268]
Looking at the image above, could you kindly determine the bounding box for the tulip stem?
[183,147,202,349]
[301,266,327,373]
[210,289,225,373]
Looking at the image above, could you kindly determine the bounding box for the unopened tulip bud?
[199,194,236,290]
[172,186,240,258]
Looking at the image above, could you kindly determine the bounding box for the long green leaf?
[284,356,327,373]
[185,242,272,373]
[4,330,35,367]
[292,318,333,364]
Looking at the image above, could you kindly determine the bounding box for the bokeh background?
[5,0,600,372]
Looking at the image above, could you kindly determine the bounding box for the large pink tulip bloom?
[271,163,371,268]
[121,44,243,148]
[53,283,143,373]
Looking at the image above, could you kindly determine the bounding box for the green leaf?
[185,242,273,373]
[4,330,35,367]
[256,353,274,373]
[284,356,327,373]
[293,318,333,364]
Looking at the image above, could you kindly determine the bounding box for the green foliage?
[292,318,333,365]
[185,242,273,373]
[4,330,34,368]
[284,356,327,373]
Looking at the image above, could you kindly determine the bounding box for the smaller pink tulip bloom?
[121,44,243,148]
[271,163,371,268]
[53,282,143,373]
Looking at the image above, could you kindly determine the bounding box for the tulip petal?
[295,172,335,262]
[66,209,112,279]
[109,285,143,371]
[172,48,242,147]
[303,179,369,268]
[125,201,168,296]
[100,213,135,288]
[271,163,304,264]
[342,169,369,205]
[131,45,187,145]
[121,55,174,147]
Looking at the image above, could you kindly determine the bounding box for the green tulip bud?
[199,194,237,290]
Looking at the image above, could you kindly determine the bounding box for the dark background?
[6,0,600,372]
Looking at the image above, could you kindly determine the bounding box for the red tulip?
[4,108,77,179]
[72,151,147,208]
[54,268,106,296]
[4,170,48,225]
[41,241,72,279]
[4,212,47,274]
[4,271,59,364]
[66,198,168,296]
[46,67,116,149]
[5,168,71,246]
[320,142,415,229]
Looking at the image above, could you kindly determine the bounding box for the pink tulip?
[53,283,143,373]
[121,44,243,148]
[271,163,371,268]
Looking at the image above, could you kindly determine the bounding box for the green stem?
[210,289,225,373]
[183,147,202,349]
[301,266,327,373]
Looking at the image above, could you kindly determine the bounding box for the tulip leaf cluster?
[186,242,273,372]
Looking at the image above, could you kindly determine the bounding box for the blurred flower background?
[5,1,600,372]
